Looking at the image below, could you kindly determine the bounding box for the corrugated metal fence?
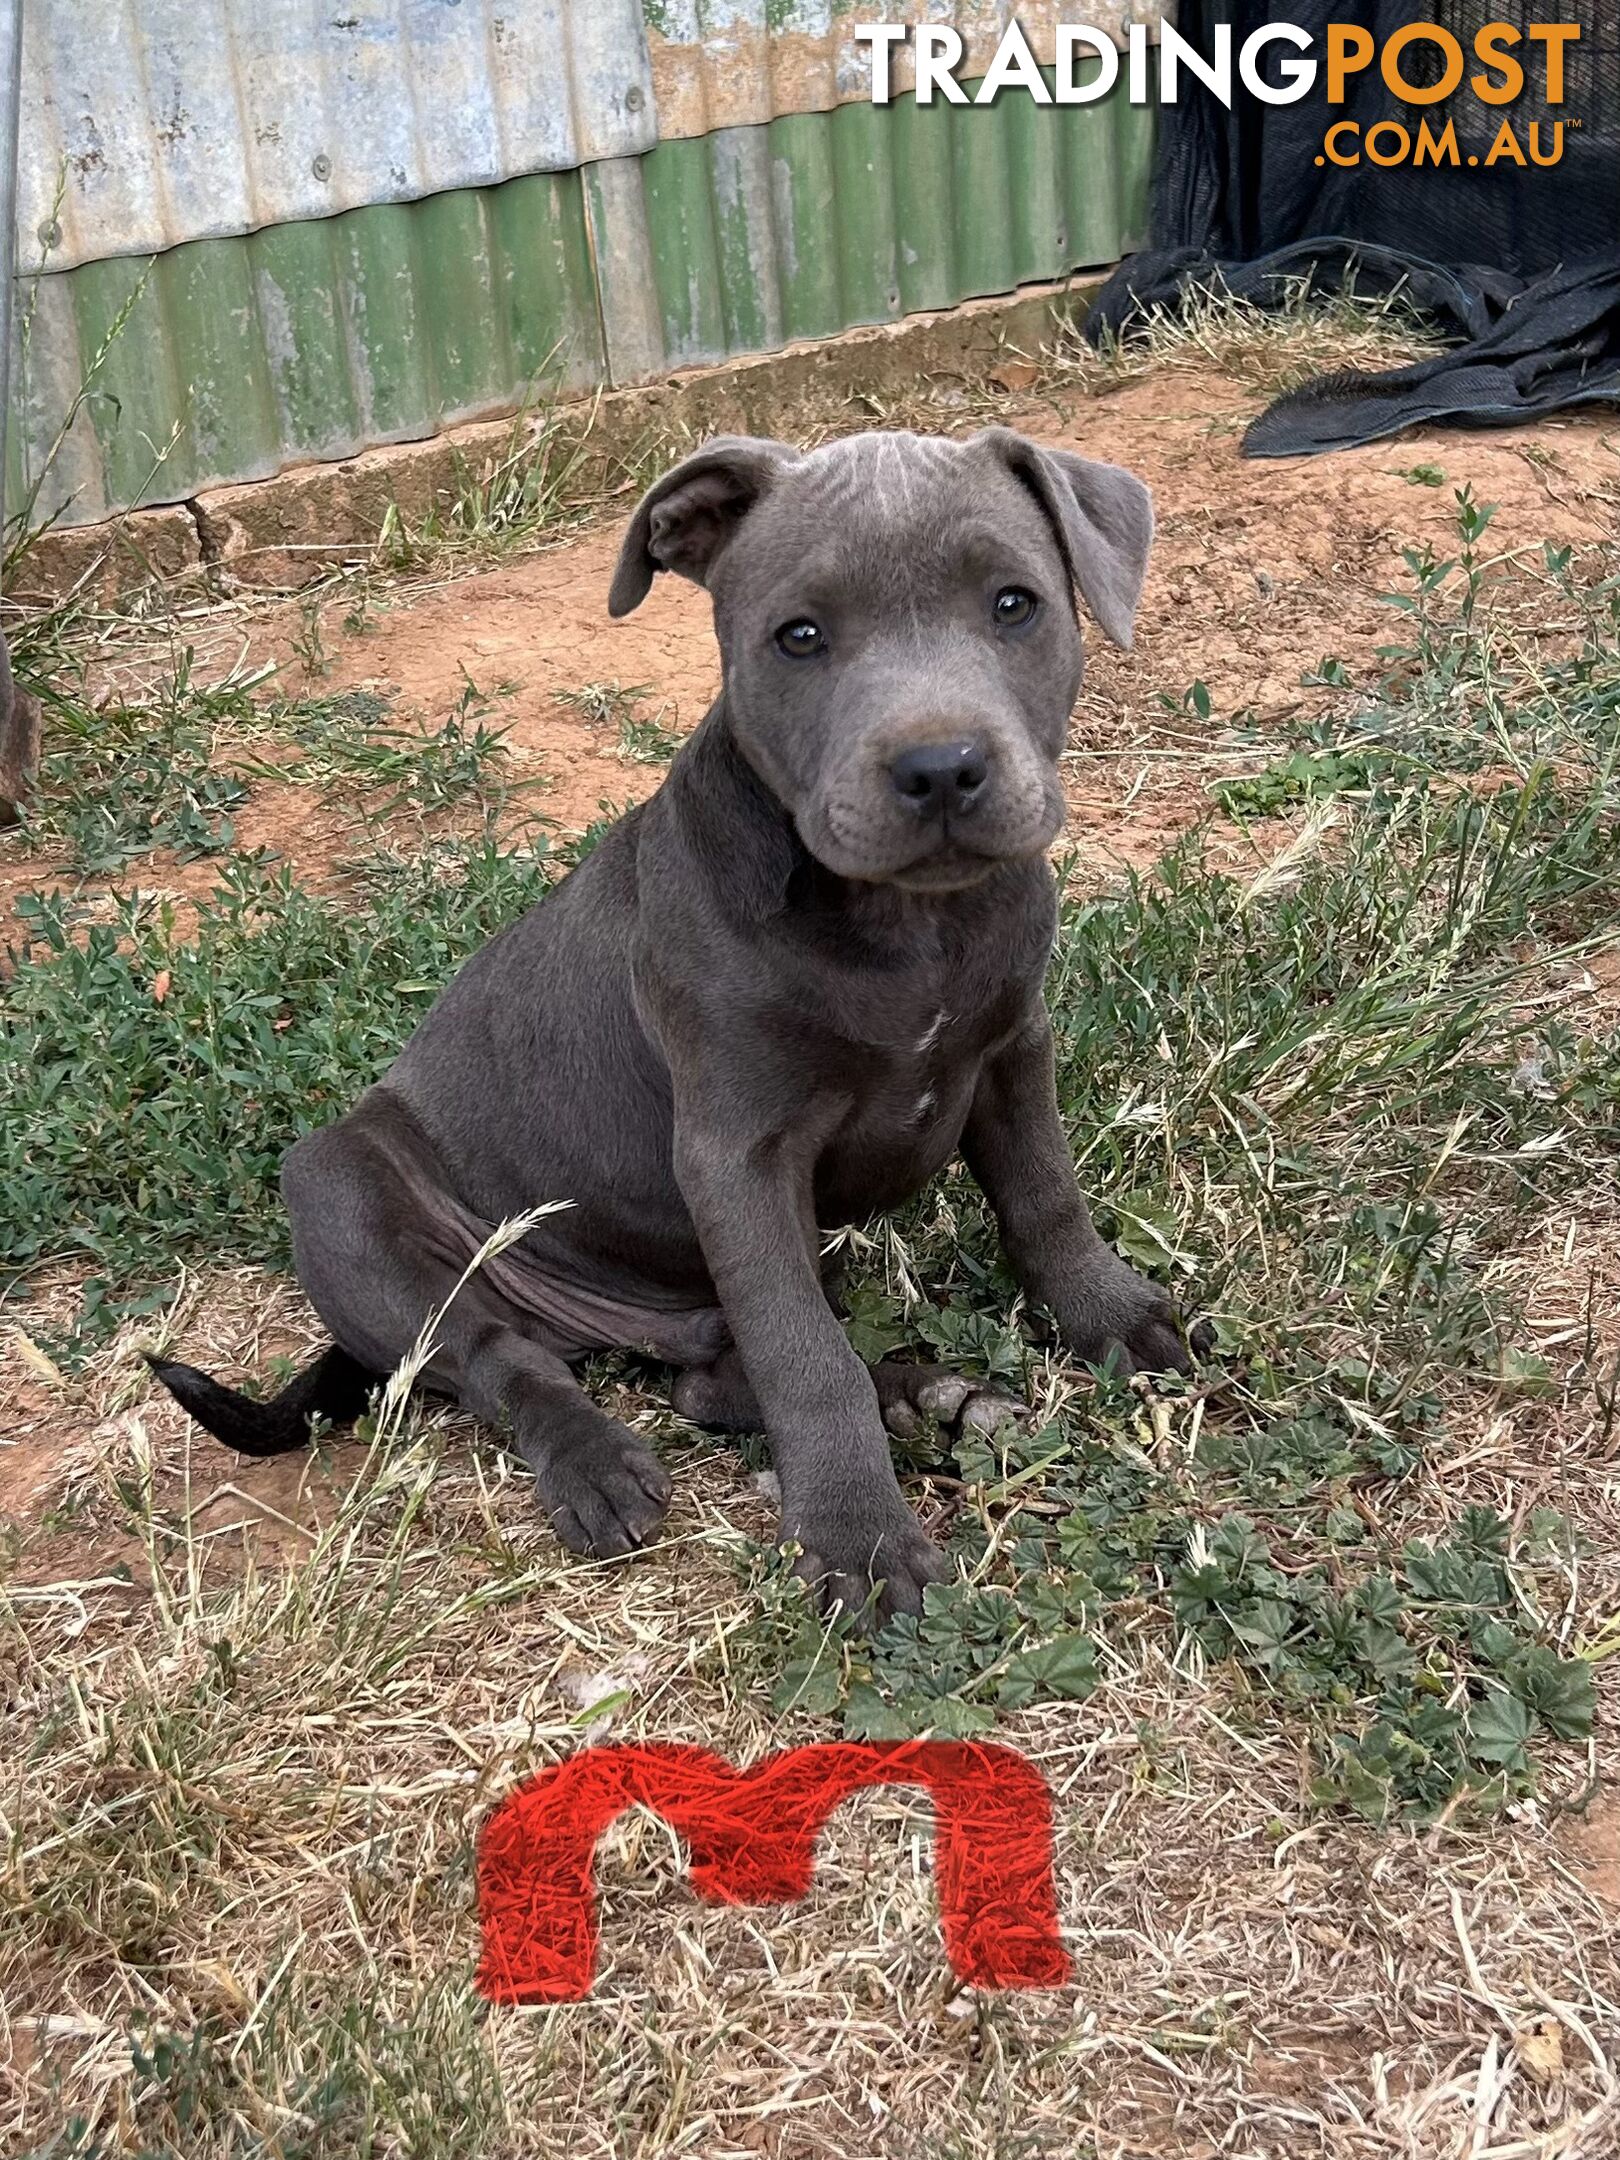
[8,2,1161,531]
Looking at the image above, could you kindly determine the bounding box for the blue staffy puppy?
[152,428,1206,1622]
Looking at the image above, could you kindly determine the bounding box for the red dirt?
[7,361,1613,939]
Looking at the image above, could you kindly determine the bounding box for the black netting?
[1150,1,1617,276]
[1092,3,1620,454]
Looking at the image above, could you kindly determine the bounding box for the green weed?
[289,595,332,680]
[0,837,559,1313]
[1212,744,1401,819]
[747,1338,1601,1820]
[1,663,524,875]
[5,650,271,873]
[616,706,682,765]
[552,680,653,731]
[552,680,680,764]
[258,675,527,821]
[375,391,598,568]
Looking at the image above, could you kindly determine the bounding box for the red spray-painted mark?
[476,1738,1069,2003]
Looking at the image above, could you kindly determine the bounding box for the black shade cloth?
[1087,3,1620,456]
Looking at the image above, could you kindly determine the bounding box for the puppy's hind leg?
[673,1344,1024,1447]
[154,1092,672,1556]
[454,1325,672,1557]
[282,1091,672,1559]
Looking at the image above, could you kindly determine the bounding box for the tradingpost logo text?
[857,19,1581,168]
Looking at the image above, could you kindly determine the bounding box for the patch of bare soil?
[1,1270,348,1588]
[9,360,1612,935]
[1567,1789,1620,1910]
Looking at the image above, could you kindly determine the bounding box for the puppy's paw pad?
[914,1373,975,1423]
[956,1387,1030,1437]
[879,1363,1031,1441]
[881,1398,925,1440]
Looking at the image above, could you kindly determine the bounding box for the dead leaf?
[990,359,1040,393]
[152,968,171,1004]
[1520,2018,1565,2081]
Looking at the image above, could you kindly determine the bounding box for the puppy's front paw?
[783,1490,947,1626]
[1062,1257,1212,1379]
[536,1421,673,1560]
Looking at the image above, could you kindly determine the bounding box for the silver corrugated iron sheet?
[19,0,658,273]
[644,1,1164,139]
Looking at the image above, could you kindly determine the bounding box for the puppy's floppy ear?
[608,436,799,618]
[978,427,1153,649]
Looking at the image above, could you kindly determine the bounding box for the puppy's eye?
[775,619,825,659]
[993,587,1038,630]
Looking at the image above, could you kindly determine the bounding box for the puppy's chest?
[858,999,955,1122]
[832,983,1009,1146]
[809,1003,980,1225]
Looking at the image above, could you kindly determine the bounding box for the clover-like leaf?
[1467,1690,1534,1769]
[1507,1646,1595,1742]
[997,1632,1099,1710]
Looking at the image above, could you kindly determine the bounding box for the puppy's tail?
[144,1343,379,1457]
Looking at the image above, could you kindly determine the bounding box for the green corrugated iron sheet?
[8,169,605,528]
[9,73,1154,531]
[624,66,1154,372]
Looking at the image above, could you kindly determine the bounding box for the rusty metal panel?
[18,0,657,274]
[643,0,1164,140]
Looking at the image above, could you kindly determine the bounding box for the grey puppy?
[152,426,1206,1621]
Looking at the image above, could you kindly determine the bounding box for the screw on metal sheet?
[312,154,333,182]
[36,220,61,252]
[625,85,645,113]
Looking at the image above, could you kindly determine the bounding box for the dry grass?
[4,1306,1618,2158]
[1046,276,1442,400]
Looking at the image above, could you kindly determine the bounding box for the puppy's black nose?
[890,740,990,817]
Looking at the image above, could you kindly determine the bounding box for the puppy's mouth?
[886,843,1003,894]
[809,821,1052,892]
[803,773,1064,892]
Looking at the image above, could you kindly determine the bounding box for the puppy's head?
[609,428,1152,893]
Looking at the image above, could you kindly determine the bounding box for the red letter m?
[476,1739,1069,2001]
